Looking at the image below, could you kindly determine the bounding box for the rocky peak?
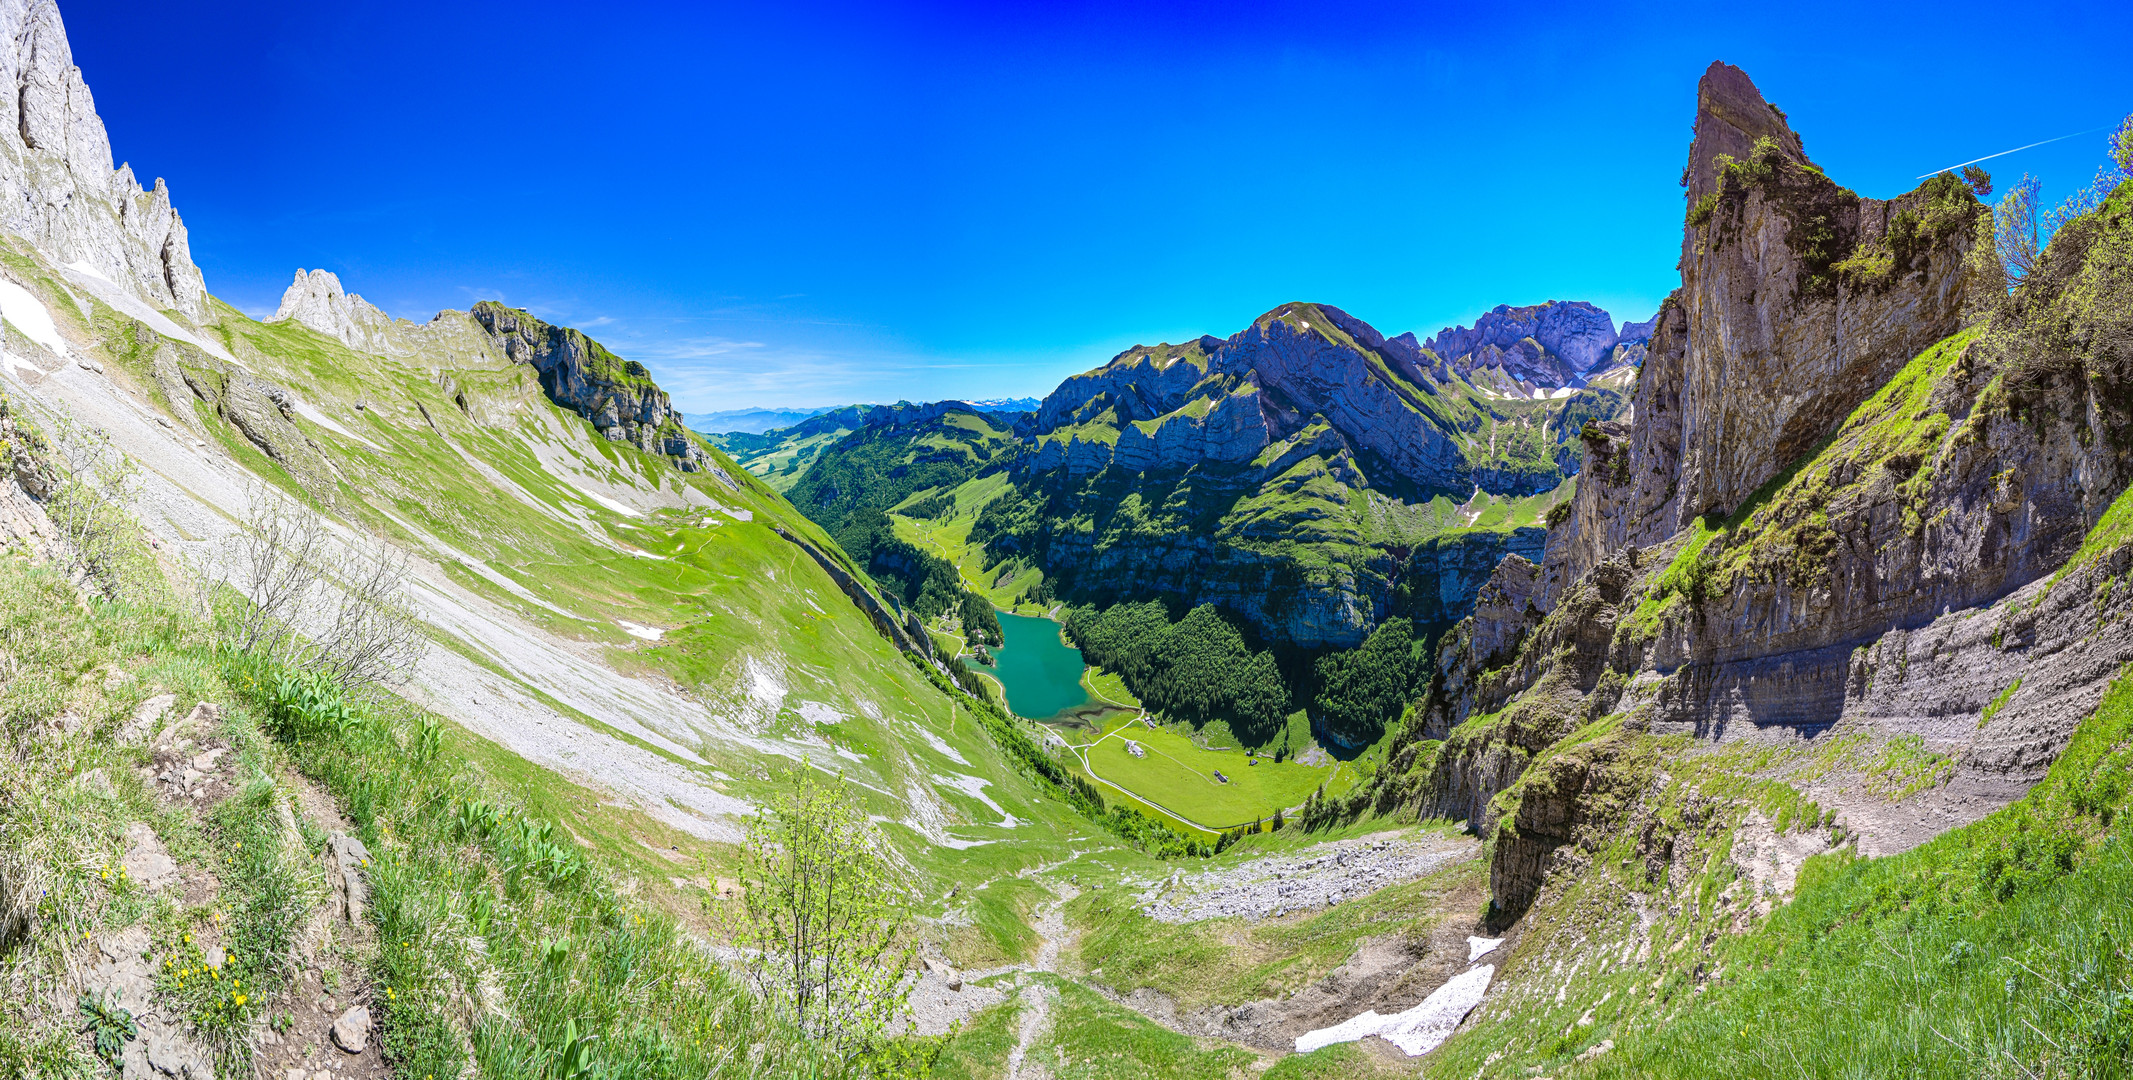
[0,0,207,320]
[268,269,400,353]
[1425,301,1622,381]
[1682,61,1808,208]
[1545,63,1987,599]
[1616,313,1658,344]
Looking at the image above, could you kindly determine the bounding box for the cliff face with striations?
[467,300,712,472]
[0,0,207,320]
[1546,63,1984,602]
[1372,63,2133,933]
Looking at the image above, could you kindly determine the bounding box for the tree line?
[1065,601,1290,743]
[1066,600,1427,749]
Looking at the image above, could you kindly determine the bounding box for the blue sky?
[62,0,2133,415]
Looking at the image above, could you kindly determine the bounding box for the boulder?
[332,1005,371,1053]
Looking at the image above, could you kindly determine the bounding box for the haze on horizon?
[59,0,2133,415]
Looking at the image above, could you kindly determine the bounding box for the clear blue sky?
[60,0,2133,415]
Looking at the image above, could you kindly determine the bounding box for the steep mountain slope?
[0,5,1176,1070]
[969,302,1634,652]
[1325,62,2133,1077]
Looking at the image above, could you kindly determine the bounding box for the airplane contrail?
[1918,127,2106,179]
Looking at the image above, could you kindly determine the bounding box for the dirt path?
[1003,880,1078,1080]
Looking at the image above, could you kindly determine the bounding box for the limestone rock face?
[468,301,711,472]
[1547,63,1982,598]
[166,345,339,503]
[0,0,207,320]
[1385,64,2133,930]
[1425,301,1623,384]
[268,269,400,353]
[1682,61,1806,211]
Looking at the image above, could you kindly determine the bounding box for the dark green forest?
[1065,601,1290,744]
[1312,617,1425,747]
[833,509,966,621]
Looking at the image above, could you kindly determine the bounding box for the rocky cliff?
[0,0,207,321]
[467,300,711,472]
[1546,63,1985,602]
[269,269,402,354]
[1373,64,2133,936]
[1423,301,1635,391]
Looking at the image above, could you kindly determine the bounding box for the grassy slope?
[0,558,832,1080]
[1076,718,1327,828]
[5,247,1145,958]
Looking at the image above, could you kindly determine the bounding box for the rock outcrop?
[1424,301,1624,387]
[1547,63,1985,600]
[0,392,56,555]
[467,301,711,472]
[1375,63,2133,931]
[268,269,401,353]
[0,0,207,320]
[164,344,339,502]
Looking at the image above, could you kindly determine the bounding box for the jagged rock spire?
[269,268,400,352]
[1682,62,1809,206]
[0,0,209,320]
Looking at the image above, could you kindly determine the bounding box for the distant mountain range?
[768,300,1650,682]
[698,397,1040,435]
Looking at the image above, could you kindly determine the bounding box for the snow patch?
[793,701,848,727]
[617,620,665,641]
[0,280,66,356]
[1295,964,1495,1056]
[578,486,644,517]
[58,262,241,366]
[1548,386,1577,399]
[290,398,386,450]
[1467,935,1504,963]
[914,724,969,765]
[742,657,787,725]
[933,773,1018,828]
[900,777,993,850]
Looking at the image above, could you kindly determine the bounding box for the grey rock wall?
[269,269,403,354]
[0,0,207,320]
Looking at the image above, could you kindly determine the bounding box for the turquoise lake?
[990,611,1092,719]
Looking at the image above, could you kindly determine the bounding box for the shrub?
[720,764,918,1061]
